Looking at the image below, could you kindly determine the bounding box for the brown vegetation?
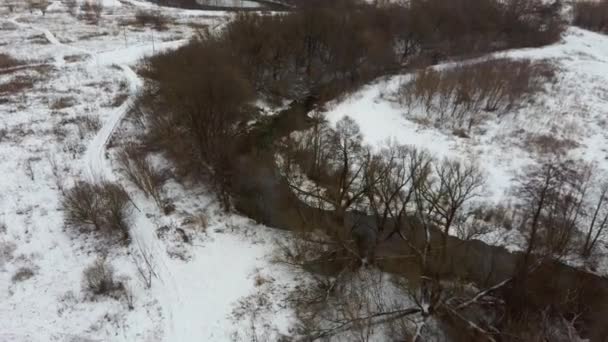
[398,59,555,130]
[134,10,169,31]
[82,256,125,298]
[117,143,168,210]
[574,0,608,33]
[138,0,562,211]
[0,54,23,69]
[79,0,103,24]
[62,181,131,243]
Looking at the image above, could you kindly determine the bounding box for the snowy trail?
[83,64,142,183]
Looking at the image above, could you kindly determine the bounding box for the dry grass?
[0,53,23,69]
[133,10,170,31]
[525,134,579,155]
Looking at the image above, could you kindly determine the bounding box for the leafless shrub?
[0,75,36,95]
[82,256,124,297]
[109,93,128,107]
[63,54,87,64]
[398,59,554,130]
[11,267,35,282]
[134,10,169,31]
[47,153,65,192]
[139,35,254,211]
[117,144,168,209]
[62,181,131,243]
[182,212,209,233]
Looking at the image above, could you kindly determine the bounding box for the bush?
[405,0,563,58]
[62,181,131,243]
[0,75,35,95]
[574,0,608,33]
[83,257,123,297]
[0,53,22,69]
[134,10,169,31]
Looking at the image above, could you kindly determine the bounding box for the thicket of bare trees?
[398,59,555,130]
[278,116,485,266]
[275,114,608,340]
[137,0,563,212]
[574,0,608,33]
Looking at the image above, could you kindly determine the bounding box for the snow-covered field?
[0,2,297,341]
[323,27,608,265]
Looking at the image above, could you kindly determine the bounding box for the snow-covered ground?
[323,27,608,265]
[196,0,262,8]
[0,2,297,341]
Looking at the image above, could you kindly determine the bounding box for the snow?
[323,27,608,259]
[0,4,298,342]
[324,27,608,203]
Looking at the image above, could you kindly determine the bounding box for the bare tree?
[419,159,484,257]
[582,182,608,257]
[516,161,590,263]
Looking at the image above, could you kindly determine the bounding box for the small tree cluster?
[62,181,131,243]
[117,144,168,210]
[398,58,554,130]
[27,0,49,15]
[514,161,608,261]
